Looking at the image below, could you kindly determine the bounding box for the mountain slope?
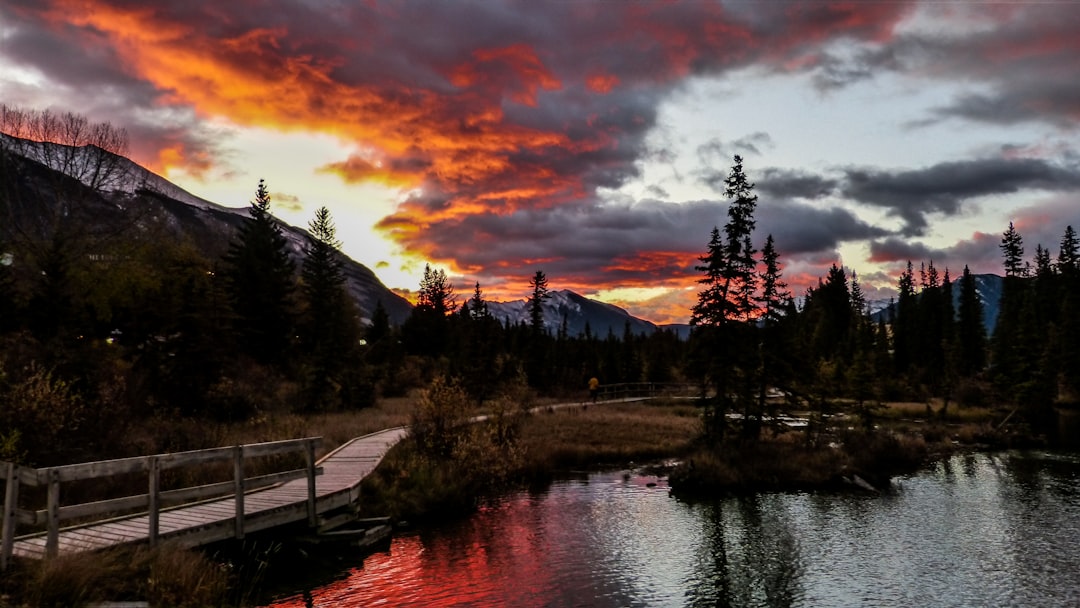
[487,290,662,338]
[0,134,413,325]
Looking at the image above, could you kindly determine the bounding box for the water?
[264,451,1080,607]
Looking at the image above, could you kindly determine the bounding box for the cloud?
[757,167,837,199]
[805,4,1080,127]
[842,158,1080,236]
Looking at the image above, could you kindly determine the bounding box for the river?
[263,451,1080,607]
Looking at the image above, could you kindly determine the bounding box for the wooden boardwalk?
[3,427,407,563]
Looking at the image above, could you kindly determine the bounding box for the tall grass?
[0,543,228,608]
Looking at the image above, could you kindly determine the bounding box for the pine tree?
[527,270,550,333]
[893,261,917,374]
[468,282,489,321]
[1059,225,1079,275]
[753,234,792,438]
[1001,221,1026,277]
[299,206,362,410]
[402,264,456,358]
[723,155,759,322]
[956,265,987,377]
[221,179,296,365]
[688,156,762,441]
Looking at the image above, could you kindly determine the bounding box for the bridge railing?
[595,382,700,402]
[1,436,322,569]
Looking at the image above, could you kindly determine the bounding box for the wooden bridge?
[0,382,698,570]
[1,427,406,570]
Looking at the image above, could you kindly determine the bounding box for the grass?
[518,400,700,470]
[1,543,230,608]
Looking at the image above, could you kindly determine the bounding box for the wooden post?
[46,469,60,558]
[305,439,317,527]
[148,456,160,547]
[233,445,244,539]
[1,463,18,571]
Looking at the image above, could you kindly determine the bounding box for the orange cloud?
[586,73,619,94]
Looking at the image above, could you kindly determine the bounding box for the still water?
[265,451,1080,607]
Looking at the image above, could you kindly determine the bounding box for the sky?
[2,1,1079,325]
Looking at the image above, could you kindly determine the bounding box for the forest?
[1,110,1078,469]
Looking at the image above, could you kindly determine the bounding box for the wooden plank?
[1,462,17,571]
[148,456,160,546]
[46,469,60,557]
[233,446,244,540]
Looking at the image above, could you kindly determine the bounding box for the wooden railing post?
[305,439,317,527]
[148,456,160,547]
[233,445,244,539]
[46,469,60,558]
[1,462,18,571]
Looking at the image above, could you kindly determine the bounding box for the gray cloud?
[842,158,1080,236]
[758,168,837,199]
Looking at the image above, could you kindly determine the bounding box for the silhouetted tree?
[222,180,296,365]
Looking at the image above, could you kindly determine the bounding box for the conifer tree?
[1001,221,1025,277]
[993,223,1033,402]
[527,270,550,333]
[402,264,456,358]
[221,179,296,365]
[1059,225,1079,276]
[299,206,362,410]
[689,156,761,441]
[956,265,987,377]
[893,261,917,374]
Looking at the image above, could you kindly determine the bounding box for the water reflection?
[264,452,1080,608]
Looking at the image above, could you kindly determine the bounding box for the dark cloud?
[803,5,1080,127]
[758,168,837,199]
[756,201,891,258]
[842,158,1080,236]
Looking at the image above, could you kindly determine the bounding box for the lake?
[264,450,1080,607]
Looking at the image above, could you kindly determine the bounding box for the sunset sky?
[2,1,1079,324]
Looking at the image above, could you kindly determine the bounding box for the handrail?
[0,436,322,569]
[594,382,699,401]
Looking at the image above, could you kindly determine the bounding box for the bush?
[0,363,85,466]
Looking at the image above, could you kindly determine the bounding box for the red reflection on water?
[266,496,557,607]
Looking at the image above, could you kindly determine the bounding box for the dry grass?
[875,399,999,423]
[519,400,700,470]
[1,543,228,608]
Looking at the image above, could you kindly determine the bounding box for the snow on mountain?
[487,289,663,338]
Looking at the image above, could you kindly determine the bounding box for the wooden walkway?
[3,427,407,563]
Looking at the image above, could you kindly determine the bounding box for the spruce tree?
[299,206,362,410]
[527,270,550,333]
[402,264,456,357]
[222,179,296,365]
[688,156,761,441]
[893,261,917,374]
[956,265,987,377]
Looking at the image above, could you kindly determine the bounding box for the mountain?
[0,133,413,325]
[487,290,652,337]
